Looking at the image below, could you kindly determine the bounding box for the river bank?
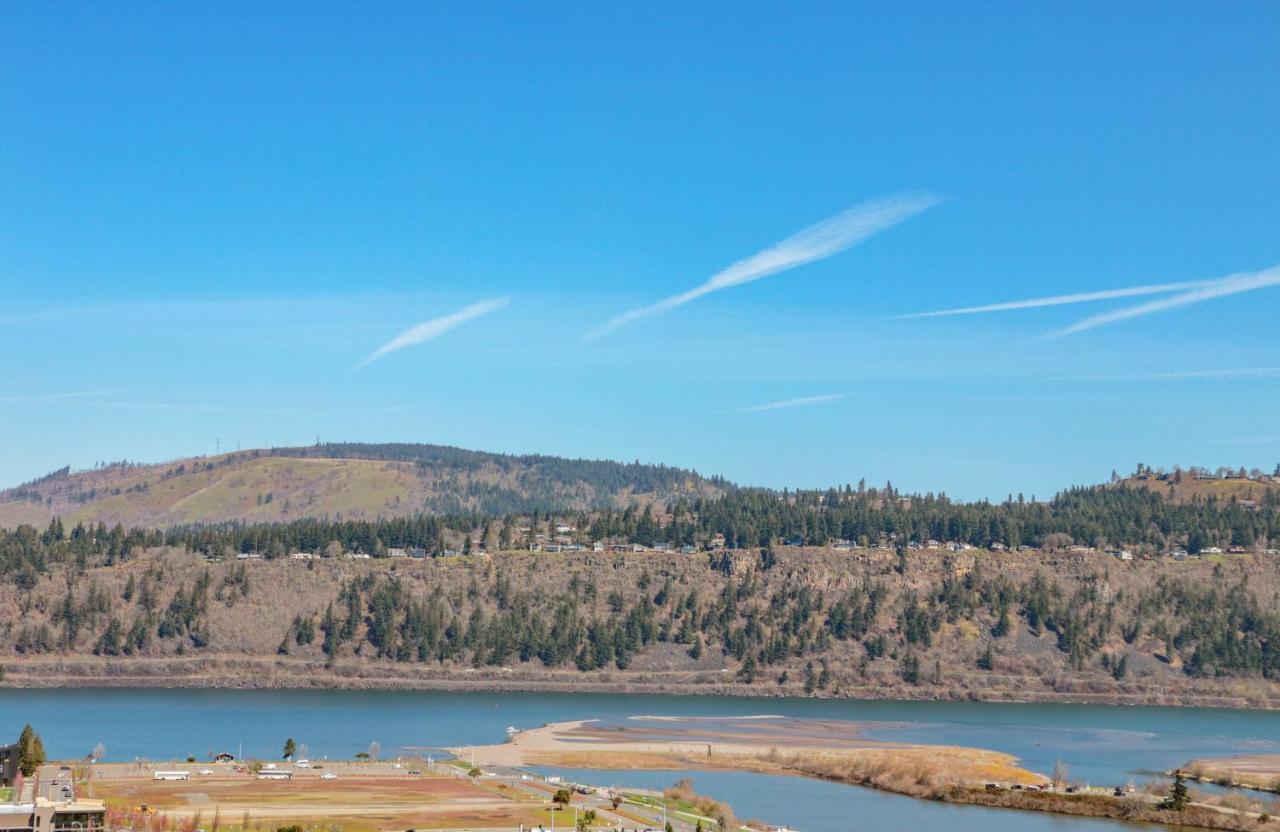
[3,654,1278,710]
[461,718,1280,831]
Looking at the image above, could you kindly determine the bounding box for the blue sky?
[2,2,1278,499]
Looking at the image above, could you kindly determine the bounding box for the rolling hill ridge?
[0,442,726,529]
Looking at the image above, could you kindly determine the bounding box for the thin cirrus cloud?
[896,264,1280,338]
[352,297,510,371]
[586,193,943,340]
[893,279,1220,319]
[737,393,846,413]
[1050,265,1280,337]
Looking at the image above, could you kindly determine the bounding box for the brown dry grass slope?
[0,444,722,529]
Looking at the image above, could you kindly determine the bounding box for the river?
[4,689,1276,831]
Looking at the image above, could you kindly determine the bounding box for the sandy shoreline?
[453,717,1046,786]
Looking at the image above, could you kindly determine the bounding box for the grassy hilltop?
[0,442,724,529]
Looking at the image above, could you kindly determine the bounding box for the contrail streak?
[1052,266,1280,337]
[737,393,845,412]
[894,279,1219,319]
[588,193,942,340]
[353,297,510,371]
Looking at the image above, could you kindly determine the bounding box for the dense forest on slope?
[3,479,1274,580]
[2,478,1279,580]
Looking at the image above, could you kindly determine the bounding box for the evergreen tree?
[17,724,46,776]
[1160,774,1189,811]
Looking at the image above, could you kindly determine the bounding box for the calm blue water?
[2,689,1273,831]
[540,767,1158,832]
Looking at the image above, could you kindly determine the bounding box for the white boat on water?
[505,725,520,735]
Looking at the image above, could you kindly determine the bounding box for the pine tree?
[1161,774,1189,811]
[17,724,46,776]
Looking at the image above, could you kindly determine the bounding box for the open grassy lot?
[90,772,552,832]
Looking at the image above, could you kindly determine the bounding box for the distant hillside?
[0,443,726,529]
[4,543,1280,708]
[1118,470,1280,505]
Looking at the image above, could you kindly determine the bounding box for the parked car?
[321,772,337,780]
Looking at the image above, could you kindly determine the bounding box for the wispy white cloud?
[353,297,510,371]
[894,279,1218,319]
[588,193,942,340]
[1051,266,1280,337]
[1067,367,1280,382]
[737,393,846,413]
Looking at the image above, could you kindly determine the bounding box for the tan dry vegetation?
[90,769,550,832]
[4,545,1280,708]
[1185,755,1280,793]
[1125,475,1280,506]
[459,718,1046,792]
[0,447,720,529]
